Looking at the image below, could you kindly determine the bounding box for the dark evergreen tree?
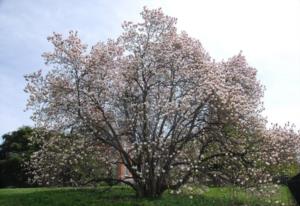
[0,126,38,187]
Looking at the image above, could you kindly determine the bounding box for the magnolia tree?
[25,8,299,197]
[263,124,300,179]
[27,130,116,186]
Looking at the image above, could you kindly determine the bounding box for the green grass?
[0,186,296,206]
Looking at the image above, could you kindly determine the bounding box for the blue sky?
[0,0,299,139]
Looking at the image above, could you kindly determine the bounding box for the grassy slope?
[0,186,296,206]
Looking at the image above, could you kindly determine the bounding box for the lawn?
[0,186,296,206]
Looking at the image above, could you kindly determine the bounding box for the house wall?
[117,163,126,179]
[117,163,132,180]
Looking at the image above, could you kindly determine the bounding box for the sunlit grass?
[0,185,296,206]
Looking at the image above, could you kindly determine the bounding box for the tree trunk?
[135,187,165,198]
[134,181,166,198]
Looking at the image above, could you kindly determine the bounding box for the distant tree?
[24,7,300,197]
[0,126,38,187]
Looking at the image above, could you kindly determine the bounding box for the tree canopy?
[24,8,300,197]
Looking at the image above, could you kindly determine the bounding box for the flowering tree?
[263,124,300,181]
[27,130,116,187]
[192,122,300,188]
[25,8,299,197]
